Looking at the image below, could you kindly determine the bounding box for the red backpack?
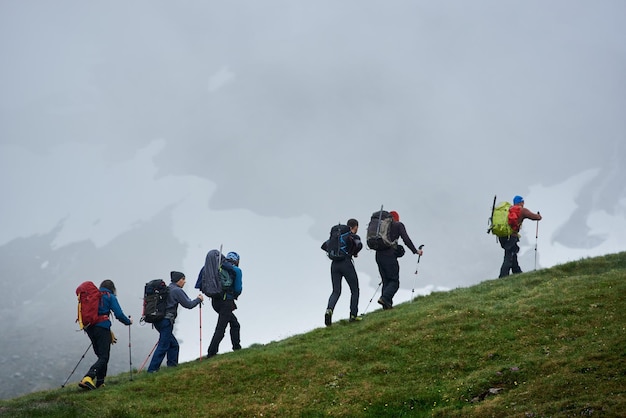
[76,281,109,330]
[508,205,522,233]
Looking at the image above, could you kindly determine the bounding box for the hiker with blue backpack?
[321,218,363,326]
[147,271,203,373]
[497,195,542,278]
[371,211,423,310]
[78,280,132,390]
[202,251,243,359]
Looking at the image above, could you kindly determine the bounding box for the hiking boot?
[78,376,96,390]
[324,309,333,326]
[377,297,392,310]
[349,315,363,322]
[95,380,105,389]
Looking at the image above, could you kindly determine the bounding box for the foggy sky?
[1,0,625,399]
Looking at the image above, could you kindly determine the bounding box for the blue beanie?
[513,195,524,205]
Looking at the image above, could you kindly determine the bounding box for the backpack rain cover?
[197,249,235,298]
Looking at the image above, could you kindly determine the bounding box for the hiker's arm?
[397,223,419,254]
[173,287,201,309]
[110,296,132,325]
[521,207,542,221]
[232,266,243,297]
[194,267,204,290]
[350,234,363,256]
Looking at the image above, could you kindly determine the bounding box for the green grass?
[2,252,625,417]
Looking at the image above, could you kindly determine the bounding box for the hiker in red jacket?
[499,195,542,278]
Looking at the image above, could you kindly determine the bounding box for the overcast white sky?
[1,0,625,398]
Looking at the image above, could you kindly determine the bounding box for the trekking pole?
[534,213,540,271]
[128,316,133,381]
[138,341,158,373]
[61,343,92,388]
[199,301,203,362]
[362,281,382,315]
[412,244,425,303]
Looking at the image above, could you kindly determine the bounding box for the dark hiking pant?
[327,258,360,317]
[207,298,241,357]
[376,251,400,306]
[148,318,179,372]
[85,325,112,384]
[499,235,522,278]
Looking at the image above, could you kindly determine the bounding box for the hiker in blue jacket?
[147,271,203,372]
[206,251,243,358]
[79,280,132,390]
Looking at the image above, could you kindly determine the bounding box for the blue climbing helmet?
[226,251,240,263]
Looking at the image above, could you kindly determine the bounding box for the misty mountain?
[1,1,625,400]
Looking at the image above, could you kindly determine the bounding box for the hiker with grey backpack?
[321,218,363,326]
[367,209,423,310]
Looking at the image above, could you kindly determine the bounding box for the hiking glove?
[110,331,117,345]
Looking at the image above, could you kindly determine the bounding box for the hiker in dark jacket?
[79,280,132,390]
[376,211,423,310]
[499,195,542,278]
[206,251,243,358]
[321,218,363,325]
[147,271,203,372]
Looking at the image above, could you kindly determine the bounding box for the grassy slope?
[1,253,624,417]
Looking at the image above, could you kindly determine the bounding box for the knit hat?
[390,211,400,221]
[513,195,524,205]
[170,271,185,282]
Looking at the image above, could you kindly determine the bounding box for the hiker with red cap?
[375,211,423,310]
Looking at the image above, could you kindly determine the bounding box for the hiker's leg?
[511,237,522,274]
[375,252,391,304]
[98,332,111,382]
[207,299,230,357]
[166,333,180,367]
[499,237,513,278]
[84,329,99,379]
[88,327,111,381]
[228,302,241,350]
[380,256,400,305]
[148,319,172,372]
[326,261,343,311]
[344,262,360,317]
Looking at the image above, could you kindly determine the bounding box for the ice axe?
[411,244,425,303]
